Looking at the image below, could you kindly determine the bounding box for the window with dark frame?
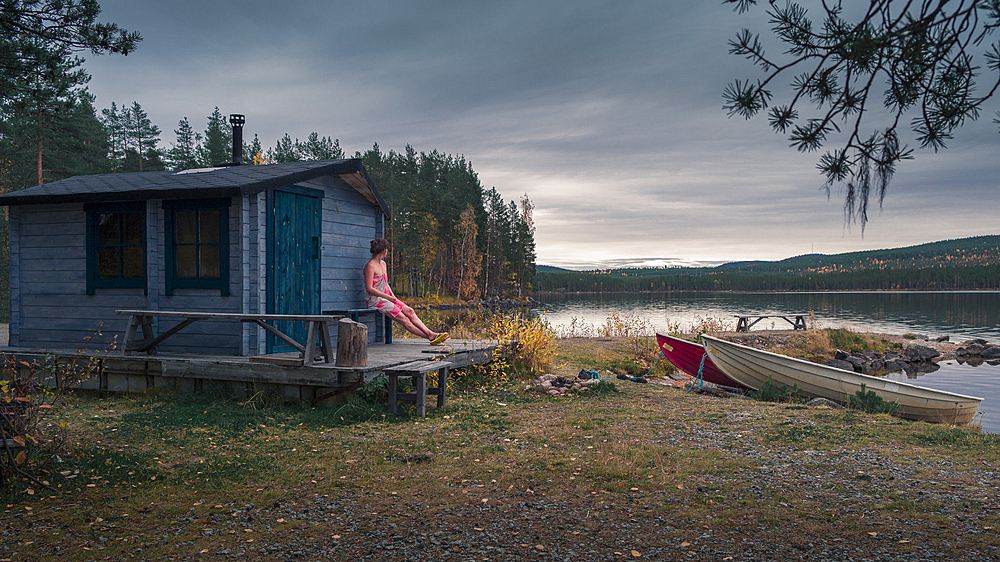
[164,199,230,296]
[86,203,146,294]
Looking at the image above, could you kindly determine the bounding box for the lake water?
[532,292,1000,433]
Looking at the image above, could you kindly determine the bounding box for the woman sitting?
[364,238,449,345]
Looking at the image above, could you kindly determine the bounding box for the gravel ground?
[3,332,998,561]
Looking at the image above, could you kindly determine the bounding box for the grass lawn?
[3,337,1000,561]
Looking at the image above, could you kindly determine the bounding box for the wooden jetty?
[1,338,497,407]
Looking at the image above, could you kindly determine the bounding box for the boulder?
[826,359,854,371]
[834,349,850,360]
[904,344,940,362]
[845,355,865,368]
[934,335,950,342]
[982,345,1000,359]
[884,359,908,372]
[807,397,844,409]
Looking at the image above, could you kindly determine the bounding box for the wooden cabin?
[0,158,391,357]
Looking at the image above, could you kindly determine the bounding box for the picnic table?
[116,310,345,366]
[734,314,807,332]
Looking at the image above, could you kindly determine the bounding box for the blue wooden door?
[268,189,321,353]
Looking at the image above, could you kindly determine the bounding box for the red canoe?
[655,332,749,390]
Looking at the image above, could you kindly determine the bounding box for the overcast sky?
[82,0,999,269]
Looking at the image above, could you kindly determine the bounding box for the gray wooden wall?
[7,174,385,356]
[301,175,385,344]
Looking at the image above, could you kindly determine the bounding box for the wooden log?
[336,318,368,367]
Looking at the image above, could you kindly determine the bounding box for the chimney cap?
[229,114,245,126]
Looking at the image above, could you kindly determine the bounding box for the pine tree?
[297,132,343,160]
[127,102,160,172]
[100,102,125,172]
[6,40,90,185]
[0,0,140,103]
[724,0,1000,228]
[271,133,299,163]
[198,107,231,167]
[167,117,201,171]
[247,134,265,165]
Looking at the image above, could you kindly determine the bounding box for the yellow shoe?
[430,333,450,345]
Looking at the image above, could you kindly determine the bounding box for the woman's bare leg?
[401,306,439,339]
[393,313,436,340]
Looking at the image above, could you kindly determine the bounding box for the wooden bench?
[323,308,392,344]
[735,314,807,332]
[116,310,345,366]
[384,360,451,417]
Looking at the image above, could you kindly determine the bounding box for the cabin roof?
[0,158,389,217]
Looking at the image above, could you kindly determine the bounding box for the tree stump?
[336,318,368,367]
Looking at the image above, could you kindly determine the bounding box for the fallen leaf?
[631,550,641,557]
[630,487,639,491]
[535,545,544,550]
[868,532,878,537]
[681,542,690,547]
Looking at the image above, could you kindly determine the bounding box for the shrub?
[1,357,74,489]
[849,384,900,416]
[598,310,657,366]
[690,316,733,334]
[453,311,556,389]
[755,376,804,403]
[825,328,868,353]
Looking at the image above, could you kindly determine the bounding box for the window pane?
[200,245,220,278]
[97,247,120,278]
[199,210,220,244]
[176,245,198,278]
[175,210,198,244]
[97,213,119,245]
[123,212,143,245]
[122,246,144,278]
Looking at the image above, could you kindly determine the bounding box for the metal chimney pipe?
[229,114,245,165]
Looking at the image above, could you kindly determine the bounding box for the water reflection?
[534,291,1000,433]
[885,361,1000,434]
[534,291,1000,342]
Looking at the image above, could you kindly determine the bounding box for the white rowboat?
[701,335,982,425]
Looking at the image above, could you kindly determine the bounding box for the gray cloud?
[82,1,999,269]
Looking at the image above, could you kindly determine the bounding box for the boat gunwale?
[700,334,983,403]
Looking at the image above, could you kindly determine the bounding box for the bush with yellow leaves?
[452,311,556,390]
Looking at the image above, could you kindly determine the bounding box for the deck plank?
[0,338,497,397]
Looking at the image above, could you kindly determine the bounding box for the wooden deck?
[0,338,497,406]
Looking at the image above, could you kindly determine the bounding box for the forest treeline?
[0,89,536,310]
[536,236,1000,292]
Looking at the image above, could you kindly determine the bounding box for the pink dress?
[366,272,403,317]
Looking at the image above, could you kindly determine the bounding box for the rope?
[641,351,664,379]
[580,350,664,384]
[688,353,708,393]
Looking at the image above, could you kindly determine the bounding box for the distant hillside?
[722,236,1000,274]
[536,265,574,273]
[534,235,1000,292]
